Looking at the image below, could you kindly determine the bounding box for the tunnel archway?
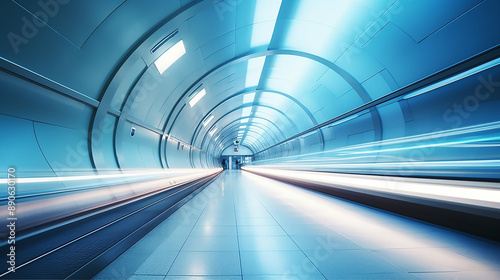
[1,0,500,278]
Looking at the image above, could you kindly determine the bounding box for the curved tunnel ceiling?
[1,0,499,172]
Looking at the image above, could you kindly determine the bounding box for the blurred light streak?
[242,171,493,272]
[243,167,500,208]
[0,168,220,184]
[404,57,500,99]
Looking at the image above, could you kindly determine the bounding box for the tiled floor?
[94,171,500,280]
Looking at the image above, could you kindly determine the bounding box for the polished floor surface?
[95,171,500,279]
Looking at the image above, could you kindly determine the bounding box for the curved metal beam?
[218,132,268,155]
[193,101,297,148]
[206,116,286,156]
[213,123,279,150]
[90,0,206,170]
[219,126,274,150]
[218,133,266,156]
[217,143,256,157]
[189,87,320,146]
[163,49,383,150]
[217,135,261,156]
[213,118,282,146]
[205,121,276,157]
[197,103,300,152]
[208,123,271,156]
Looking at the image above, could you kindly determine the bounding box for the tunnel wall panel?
[0,115,56,178]
[99,114,120,170]
[0,69,93,129]
[253,61,500,180]
[191,149,202,168]
[34,122,95,174]
[377,102,405,140]
[404,70,500,136]
[391,0,482,43]
[119,123,162,169]
[165,138,191,168]
[362,70,397,100]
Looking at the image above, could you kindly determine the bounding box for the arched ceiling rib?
[163,49,377,155]
[93,1,394,160]
[189,88,319,145]
[198,103,300,152]
[29,0,495,167]
[214,121,281,150]
[163,49,373,132]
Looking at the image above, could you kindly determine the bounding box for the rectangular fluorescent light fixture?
[189,88,206,107]
[243,92,256,103]
[154,40,186,74]
[404,57,500,100]
[239,125,247,129]
[214,136,219,141]
[242,107,252,117]
[245,57,266,88]
[203,115,214,126]
[209,127,217,136]
[241,119,249,124]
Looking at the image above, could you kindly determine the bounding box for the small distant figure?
[235,159,239,169]
[222,159,226,169]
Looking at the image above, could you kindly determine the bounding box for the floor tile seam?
[161,273,243,276]
[164,177,223,276]
[258,183,407,275]
[368,246,500,273]
[410,270,500,274]
[232,172,244,277]
[245,175,329,280]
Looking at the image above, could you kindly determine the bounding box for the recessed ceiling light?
[154,40,186,74]
[209,127,217,136]
[203,115,214,126]
[189,88,206,107]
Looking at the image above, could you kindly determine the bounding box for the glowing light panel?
[203,115,214,126]
[189,88,206,107]
[154,40,186,74]
[243,167,500,208]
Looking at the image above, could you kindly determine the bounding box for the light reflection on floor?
[95,170,500,280]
